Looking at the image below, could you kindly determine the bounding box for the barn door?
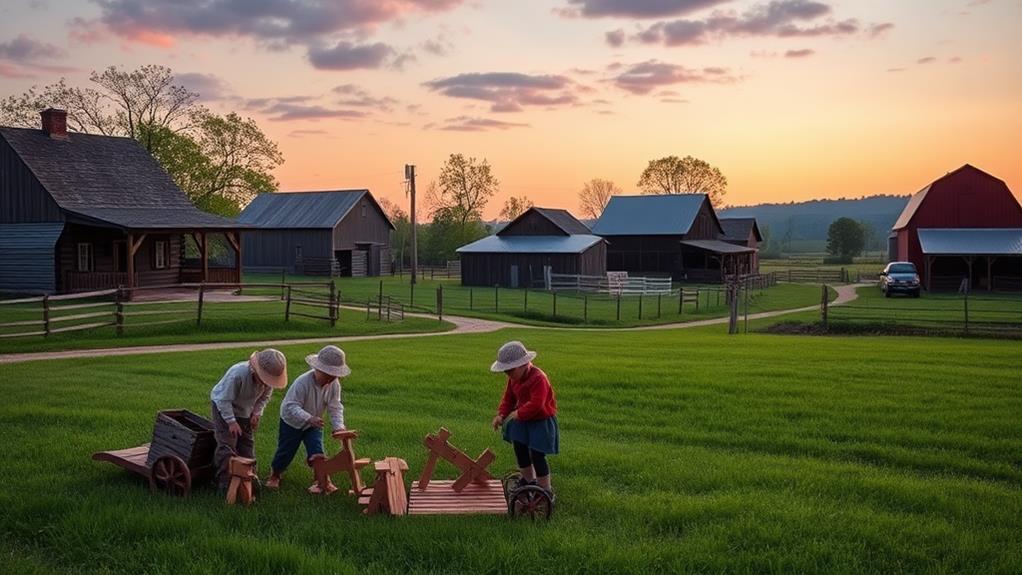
[510,265,519,288]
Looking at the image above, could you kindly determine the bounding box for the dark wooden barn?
[591,195,756,282]
[0,109,243,294]
[237,190,394,277]
[890,164,1022,291]
[457,207,606,287]
[719,217,763,273]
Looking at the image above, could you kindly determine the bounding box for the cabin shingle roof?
[592,194,710,236]
[0,126,237,229]
[238,190,394,229]
[719,217,761,242]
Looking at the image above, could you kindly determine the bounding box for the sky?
[0,0,1020,218]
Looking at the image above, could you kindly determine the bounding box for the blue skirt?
[503,416,559,455]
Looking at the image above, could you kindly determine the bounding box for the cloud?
[605,29,626,47]
[332,84,399,111]
[886,67,906,73]
[308,41,394,70]
[84,0,467,68]
[289,129,329,137]
[609,60,738,94]
[174,72,232,101]
[423,72,582,112]
[422,33,454,56]
[784,48,814,58]
[948,56,963,63]
[433,115,530,132]
[559,0,731,19]
[917,56,936,64]
[243,96,367,122]
[0,34,67,61]
[628,0,888,47]
[867,22,894,38]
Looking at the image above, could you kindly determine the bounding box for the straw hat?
[490,341,537,373]
[306,345,351,378]
[249,348,288,389]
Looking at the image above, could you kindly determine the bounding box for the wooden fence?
[780,268,848,284]
[0,281,345,340]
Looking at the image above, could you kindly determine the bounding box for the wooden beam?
[126,232,136,290]
[224,231,240,254]
[129,233,147,256]
[200,232,208,283]
[232,231,242,284]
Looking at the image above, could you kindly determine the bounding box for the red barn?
[890,164,1022,291]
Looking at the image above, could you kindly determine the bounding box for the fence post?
[657,293,662,319]
[638,294,643,320]
[963,287,969,336]
[616,293,621,321]
[695,288,700,312]
[330,280,338,327]
[437,285,443,323]
[494,285,499,313]
[470,288,474,310]
[410,282,415,307]
[285,286,292,322]
[552,291,557,318]
[115,286,124,336]
[716,288,720,307]
[524,288,528,311]
[41,295,50,337]
[678,287,684,315]
[378,280,383,321]
[584,295,588,324]
[821,284,829,329]
[196,283,205,326]
[387,296,392,322]
[281,268,286,300]
[744,281,749,333]
[728,284,739,335]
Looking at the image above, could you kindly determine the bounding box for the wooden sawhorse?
[308,429,371,496]
[416,427,495,492]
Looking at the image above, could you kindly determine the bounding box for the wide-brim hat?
[490,340,537,373]
[306,345,351,378]
[249,349,288,389]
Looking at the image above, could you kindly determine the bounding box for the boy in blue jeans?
[265,345,348,493]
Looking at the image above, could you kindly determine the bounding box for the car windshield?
[889,264,916,274]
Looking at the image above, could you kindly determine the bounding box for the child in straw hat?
[490,340,559,495]
[210,348,288,491]
[266,345,350,492]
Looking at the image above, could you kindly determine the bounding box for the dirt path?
[0,284,865,364]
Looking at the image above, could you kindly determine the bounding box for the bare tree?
[427,153,499,227]
[499,195,533,221]
[0,79,117,134]
[637,155,728,207]
[578,178,620,219]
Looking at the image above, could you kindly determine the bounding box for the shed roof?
[892,164,1007,230]
[457,234,604,254]
[591,194,710,236]
[917,228,1022,255]
[680,239,756,254]
[532,208,591,235]
[237,190,393,229]
[0,126,236,229]
[719,217,762,242]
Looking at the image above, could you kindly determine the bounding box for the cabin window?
[154,240,168,269]
[295,245,303,261]
[361,202,367,217]
[76,243,93,272]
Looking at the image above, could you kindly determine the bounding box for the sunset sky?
[1,0,1019,218]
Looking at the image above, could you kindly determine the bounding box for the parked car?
[880,262,921,297]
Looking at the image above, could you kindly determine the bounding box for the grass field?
[246,274,835,328]
[0,298,453,354]
[1,327,1019,574]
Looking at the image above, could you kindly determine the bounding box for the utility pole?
[405,164,418,284]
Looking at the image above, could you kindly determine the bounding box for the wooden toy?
[358,457,409,515]
[416,427,495,492]
[308,429,371,496]
[404,427,507,516]
[92,409,216,497]
[226,456,257,505]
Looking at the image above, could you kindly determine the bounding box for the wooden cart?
[92,409,217,496]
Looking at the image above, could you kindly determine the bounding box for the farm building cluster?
[2,110,1020,294]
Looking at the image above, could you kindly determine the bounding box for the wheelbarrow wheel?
[508,485,553,520]
[502,471,523,500]
[150,455,192,497]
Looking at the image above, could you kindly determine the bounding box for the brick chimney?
[40,108,68,139]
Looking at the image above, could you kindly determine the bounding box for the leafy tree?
[637,155,727,207]
[427,154,499,227]
[499,195,533,221]
[421,210,487,265]
[378,197,412,269]
[578,178,620,219]
[826,217,866,262]
[0,65,281,216]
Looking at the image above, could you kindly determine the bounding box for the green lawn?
[0,298,453,354]
[246,273,834,328]
[1,328,1019,574]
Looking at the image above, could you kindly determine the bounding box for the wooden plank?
[49,289,118,301]
[0,319,43,328]
[0,330,46,339]
[48,321,114,334]
[0,295,45,305]
[127,318,190,328]
[48,311,113,323]
[48,301,115,311]
[92,443,152,477]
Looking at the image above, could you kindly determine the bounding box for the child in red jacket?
[489,340,559,494]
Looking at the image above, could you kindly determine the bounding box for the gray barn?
[237,190,394,276]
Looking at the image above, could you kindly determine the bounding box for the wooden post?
[616,293,621,321]
[638,293,643,320]
[695,288,700,312]
[821,284,829,329]
[196,283,205,326]
[524,288,528,311]
[115,286,124,336]
[378,280,383,321]
[284,286,292,322]
[230,231,242,292]
[963,284,969,336]
[678,287,684,315]
[469,288,473,310]
[744,281,749,333]
[366,298,371,320]
[200,231,209,284]
[584,294,588,324]
[281,268,286,300]
[494,284,499,312]
[437,285,443,323]
[552,291,557,318]
[410,282,415,307]
[42,295,50,337]
[330,280,338,327]
[387,296,391,322]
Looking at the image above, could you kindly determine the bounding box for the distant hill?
[719,195,911,252]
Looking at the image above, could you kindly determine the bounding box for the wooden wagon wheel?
[149,455,192,497]
[508,485,552,521]
[501,471,523,500]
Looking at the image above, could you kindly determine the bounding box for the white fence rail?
[548,273,673,295]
